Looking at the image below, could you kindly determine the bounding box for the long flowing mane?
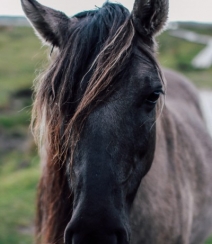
[31,2,163,243]
[32,3,134,161]
[33,3,134,243]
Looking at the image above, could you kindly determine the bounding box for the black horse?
[21,0,212,243]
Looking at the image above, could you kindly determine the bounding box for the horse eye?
[146,91,161,104]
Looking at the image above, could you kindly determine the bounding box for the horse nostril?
[66,233,119,244]
[64,224,128,244]
[65,230,129,244]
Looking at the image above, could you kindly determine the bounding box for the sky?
[1,0,212,23]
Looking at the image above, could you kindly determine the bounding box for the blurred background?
[0,0,212,243]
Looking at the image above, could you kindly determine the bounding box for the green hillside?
[0,26,43,243]
[0,25,212,244]
[157,29,212,89]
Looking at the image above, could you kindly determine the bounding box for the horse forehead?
[126,55,160,87]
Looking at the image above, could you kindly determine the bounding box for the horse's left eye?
[146,91,161,104]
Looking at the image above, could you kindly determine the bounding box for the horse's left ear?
[132,0,169,39]
[21,0,71,47]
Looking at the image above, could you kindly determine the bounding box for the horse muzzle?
[64,208,130,244]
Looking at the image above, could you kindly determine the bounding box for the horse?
[21,0,212,243]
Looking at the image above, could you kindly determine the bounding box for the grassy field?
[0,24,212,244]
[0,26,44,243]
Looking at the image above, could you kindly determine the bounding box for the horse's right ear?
[132,0,169,42]
[21,0,71,47]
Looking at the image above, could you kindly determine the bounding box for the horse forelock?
[32,3,164,243]
[32,3,136,161]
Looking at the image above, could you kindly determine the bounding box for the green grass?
[0,157,39,244]
[0,26,44,244]
[0,26,45,108]
[0,111,30,129]
[206,238,212,244]
[0,24,212,244]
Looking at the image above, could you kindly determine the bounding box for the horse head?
[21,0,168,243]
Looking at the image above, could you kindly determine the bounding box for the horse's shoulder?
[159,69,212,170]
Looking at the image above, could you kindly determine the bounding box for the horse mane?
[32,2,163,243]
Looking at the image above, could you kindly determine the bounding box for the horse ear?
[132,0,169,39]
[21,0,71,47]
